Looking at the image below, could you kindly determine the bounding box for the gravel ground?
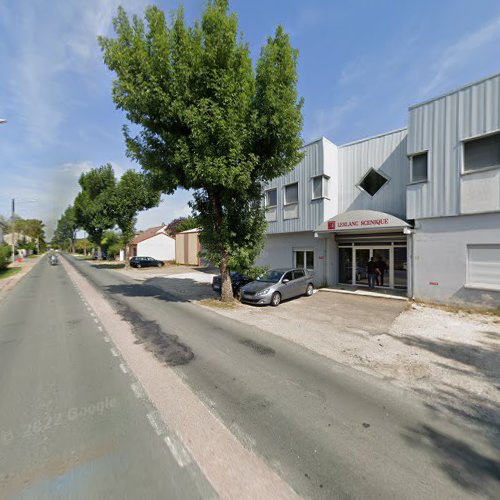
[202,292,500,431]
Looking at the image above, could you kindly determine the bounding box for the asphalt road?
[0,257,214,499]
[1,255,499,499]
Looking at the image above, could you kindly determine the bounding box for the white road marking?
[103,336,110,343]
[94,318,99,324]
[110,347,119,357]
[97,326,103,332]
[147,412,163,436]
[90,312,96,317]
[119,363,128,374]
[164,435,192,467]
[131,383,145,399]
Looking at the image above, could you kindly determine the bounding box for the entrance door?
[372,248,390,288]
[355,249,370,286]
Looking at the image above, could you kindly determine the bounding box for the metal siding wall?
[407,74,500,219]
[265,139,328,234]
[337,129,408,219]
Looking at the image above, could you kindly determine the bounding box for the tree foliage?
[99,0,303,299]
[72,163,159,258]
[53,206,78,251]
[166,216,197,236]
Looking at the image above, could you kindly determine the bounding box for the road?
[0,255,498,499]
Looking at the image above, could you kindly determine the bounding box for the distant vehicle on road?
[240,268,314,306]
[129,256,164,269]
[49,255,58,266]
[212,272,252,297]
[92,252,107,260]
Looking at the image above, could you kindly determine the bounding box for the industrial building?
[258,73,500,307]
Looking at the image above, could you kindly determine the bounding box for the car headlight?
[255,287,271,296]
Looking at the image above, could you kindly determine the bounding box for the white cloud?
[419,14,500,97]
[2,0,149,148]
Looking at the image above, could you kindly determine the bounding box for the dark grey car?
[240,268,314,306]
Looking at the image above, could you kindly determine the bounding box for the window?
[283,271,294,282]
[464,133,500,173]
[312,175,329,199]
[411,152,428,183]
[294,250,314,271]
[357,168,388,196]
[265,188,277,207]
[284,182,298,205]
[467,244,500,290]
[293,269,305,280]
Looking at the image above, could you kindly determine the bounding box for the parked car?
[212,272,253,297]
[129,256,164,268]
[240,268,314,306]
[92,252,107,260]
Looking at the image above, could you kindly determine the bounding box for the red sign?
[429,282,439,286]
[328,218,390,230]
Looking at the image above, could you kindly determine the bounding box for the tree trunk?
[212,192,233,302]
[97,246,102,260]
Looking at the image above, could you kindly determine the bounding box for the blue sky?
[2,0,500,237]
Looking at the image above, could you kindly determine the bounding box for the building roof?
[409,71,500,110]
[178,228,201,234]
[131,225,173,244]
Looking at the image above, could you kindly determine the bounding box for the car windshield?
[256,270,284,283]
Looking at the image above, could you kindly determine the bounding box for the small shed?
[175,228,201,266]
[130,225,175,261]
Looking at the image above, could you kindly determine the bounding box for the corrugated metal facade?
[338,129,408,219]
[265,137,336,234]
[407,73,500,219]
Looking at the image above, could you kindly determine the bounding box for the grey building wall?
[407,73,500,220]
[265,137,337,234]
[256,232,327,286]
[412,213,500,307]
[338,128,409,219]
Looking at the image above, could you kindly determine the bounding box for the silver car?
[240,268,314,306]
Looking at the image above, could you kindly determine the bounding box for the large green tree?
[99,0,303,300]
[53,206,78,252]
[104,170,160,256]
[74,164,116,258]
[73,164,160,259]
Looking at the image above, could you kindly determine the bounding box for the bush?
[0,244,11,271]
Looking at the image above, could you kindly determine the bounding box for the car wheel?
[157,262,162,267]
[305,283,314,296]
[136,263,141,268]
[271,292,281,307]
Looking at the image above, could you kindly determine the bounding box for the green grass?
[0,267,22,280]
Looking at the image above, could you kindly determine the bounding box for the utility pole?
[11,198,15,263]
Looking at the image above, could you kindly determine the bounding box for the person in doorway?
[376,256,387,287]
[367,257,377,288]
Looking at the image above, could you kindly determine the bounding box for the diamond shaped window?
[358,169,388,196]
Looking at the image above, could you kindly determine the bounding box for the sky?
[2,0,500,238]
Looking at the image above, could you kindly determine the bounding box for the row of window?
[264,175,329,209]
[410,131,500,183]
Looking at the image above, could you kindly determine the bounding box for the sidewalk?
[0,256,41,301]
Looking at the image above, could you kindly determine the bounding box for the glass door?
[355,249,370,286]
[372,249,390,288]
[393,247,407,289]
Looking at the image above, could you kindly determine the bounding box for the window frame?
[462,130,500,175]
[264,188,277,208]
[409,151,429,184]
[284,182,299,206]
[356,168,390,197]
[465,243,500,292]
[311,174,330,200]
[293,249,314,271]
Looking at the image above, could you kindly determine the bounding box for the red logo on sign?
[328,221,336,230]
